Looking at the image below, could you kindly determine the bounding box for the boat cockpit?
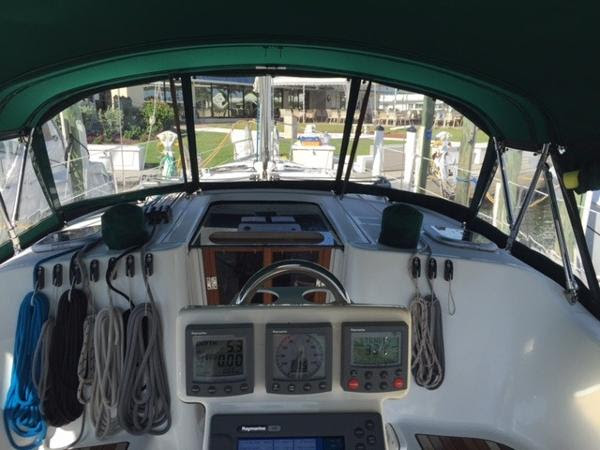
[1,14,600,450]
[2,181,600,449]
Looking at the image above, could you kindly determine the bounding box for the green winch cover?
[379,204,423,249]
[101,203,149,250]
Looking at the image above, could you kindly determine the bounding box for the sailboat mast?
[256,76,273,180]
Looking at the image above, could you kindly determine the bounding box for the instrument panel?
[266,323,332,394]
[180,306,409,399]
[185,324,254,397]
[209,412,384,450]
[342,322,408,393]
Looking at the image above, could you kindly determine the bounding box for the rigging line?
[39,242,100,434]
[42,288,88,427]
[3,291,49,450]
[139,84,160,186]
[27,242,98,450]
[118,225,171,435]
[91,302,124,439]
[2,246,84,450]
[117,302,171,435]
[77,312,95,405]
[408,244,445,390]
[92,227,157,437]
[4,246,80,449]
[447,281,456,316]
[114,88,125,191]
[75,239,102,405]
[31,319,53,414]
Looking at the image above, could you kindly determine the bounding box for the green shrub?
[99,106,123,141]
[123,125,144,140]
[142,101,174,135]
[119,97,145,134]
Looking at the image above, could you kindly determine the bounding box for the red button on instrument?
[347,378,360,391]
[393,377,405,390]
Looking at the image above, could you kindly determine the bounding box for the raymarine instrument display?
[209,412,384,450]
[351,331,402,366]
[192,336,245,379]
[342,322,408,393]
[266,323,332,394]
[185,323,253,396]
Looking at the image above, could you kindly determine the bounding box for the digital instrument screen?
[192,335,245,381]
[351,331,401,366]
[238,437,344,450]
[273,333,326,381]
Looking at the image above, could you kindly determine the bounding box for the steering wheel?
[233,259,352,305]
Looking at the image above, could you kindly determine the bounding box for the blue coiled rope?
[3,247,82,449]
[3,291,49,450]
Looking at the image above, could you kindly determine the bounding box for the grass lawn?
[432,126,488,143]
[143,130,374,170]
[142,123,484,171]
[142,131,233,168]
[198,120,488,142]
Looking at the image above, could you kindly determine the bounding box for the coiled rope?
[3,291,49,450]
[409,250,445,390]
[3,247,79,449]
[29,244,98,450]
[117,236,171,435]
[89,247,132,439]
[77,242,99,404]
[42,287,88,426]
[91,304,124,438]
[117,302,171,435]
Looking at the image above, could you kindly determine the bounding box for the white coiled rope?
[409,250,444,390]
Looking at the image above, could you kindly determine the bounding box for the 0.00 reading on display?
[193,337,244,380]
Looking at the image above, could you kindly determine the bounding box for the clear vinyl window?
[40,78,190,206]
[477,149,590,285]
[0,136,53,235]
[190,75,488,196]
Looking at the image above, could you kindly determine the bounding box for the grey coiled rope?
[32,320,54,415]
[117,302,171,435]
[89,241,136,438]
[77,246,96,405]
[117,238,171,435]
[91,304,124,438]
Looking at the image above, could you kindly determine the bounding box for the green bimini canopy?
[0,1,598,169]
